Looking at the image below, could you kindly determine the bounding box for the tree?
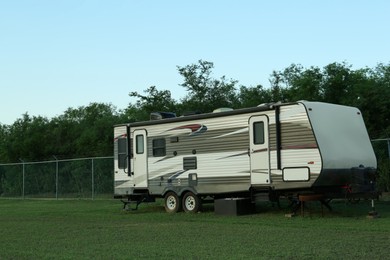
[237,85,272,108]
[55,103,122,157]
[268,70,291,102]
[3,114,52,161]
[0,103,122,163]
[0,124,10,162]
[177,60,239,113]
[276,64,323,101]
[321,62,354,104]
[128,86,177,121]
[354,64,390,139]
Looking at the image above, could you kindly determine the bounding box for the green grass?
[0,197,390,259]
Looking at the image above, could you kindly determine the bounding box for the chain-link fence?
[0,157,113,199]
[1,140,389,198]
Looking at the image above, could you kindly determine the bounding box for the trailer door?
[249,115,270,185]
[133,129,148,188]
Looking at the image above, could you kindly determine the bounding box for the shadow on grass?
[117,195,390,219]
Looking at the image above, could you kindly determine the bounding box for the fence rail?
[0,157,114,199]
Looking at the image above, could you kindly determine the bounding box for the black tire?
[164,192,182,213]
[182,191,201,213]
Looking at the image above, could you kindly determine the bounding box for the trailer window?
[118,138,127,169]
[153,138,166,157]
[136,135,144,154]
[253,122,265,145]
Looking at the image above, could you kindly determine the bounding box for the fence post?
[387,139,390,159]
[19,159,25,199]
[53,155,59,200]
[91,158,94,200]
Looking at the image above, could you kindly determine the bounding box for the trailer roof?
[115,101,298,128]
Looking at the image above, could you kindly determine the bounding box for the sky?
[1,0,389,125]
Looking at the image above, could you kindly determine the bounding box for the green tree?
[269,70,291,102]
[276,64,323,101]
[177,60,238,113]
[321,62,354,104]
[55,103,122,157]
[0,103,122,163]
[353,64,390,138]
[237,84,273,108]
[0,124,10,162]
[4,114,52,162]
[128,86,178,121]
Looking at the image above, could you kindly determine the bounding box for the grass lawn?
[0,197,389,259]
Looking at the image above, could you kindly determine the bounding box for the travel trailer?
[114,101,377,213]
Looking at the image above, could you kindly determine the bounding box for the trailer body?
[113,101,376,212]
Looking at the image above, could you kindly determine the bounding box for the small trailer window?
[253,122,265,145]
[136,135,144,154]
[118,138,127,169]
[153,138,166,157]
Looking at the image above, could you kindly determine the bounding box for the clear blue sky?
[1,0,389,125]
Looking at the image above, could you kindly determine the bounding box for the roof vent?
[213,107,233,113]
[150,112,176,120]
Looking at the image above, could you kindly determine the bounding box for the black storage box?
[214,198,255,216]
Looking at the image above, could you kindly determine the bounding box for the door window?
[253,121,265,145]
[118,138,127,169]
[136,134,144,154]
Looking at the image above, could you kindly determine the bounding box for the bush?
[377,159,390,192]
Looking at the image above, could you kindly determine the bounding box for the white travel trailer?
[114,101,377,213]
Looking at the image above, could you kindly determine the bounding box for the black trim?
[275,106,282,170]
[127,125,131,176]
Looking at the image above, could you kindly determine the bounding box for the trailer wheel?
[164,192,182,213]
[182,191,201,213]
